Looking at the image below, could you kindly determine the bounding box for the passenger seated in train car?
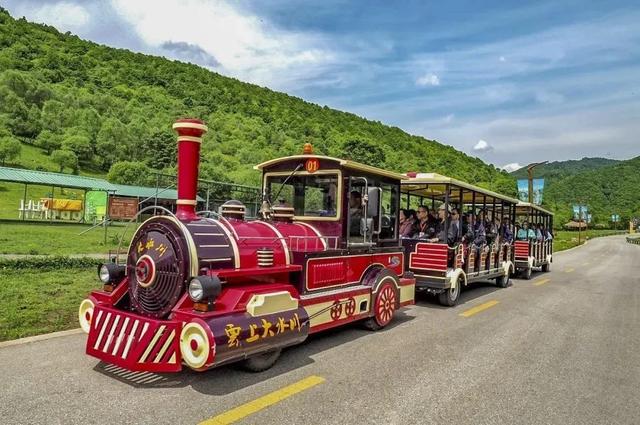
[414,205,435,238]
[473,210,487,246]
[461,212,470,238]
[451,208,462,243]
[493,217,502,245]
[485,212,497,245]
[516,221,537,241]
[500,217,514,244]
[535,223,544,241]
[349,190,363,236]
[428,208,438,228]
[544,226,553,240]
[399,208,416,238]
[428,204,460,246]
[471,210,487,270]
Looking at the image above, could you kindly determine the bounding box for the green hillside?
[511,157,621,180]
[540,157,640,226]
[0,8,514,195]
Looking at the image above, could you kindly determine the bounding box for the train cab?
[513,202,554,279]
[400,173,519,306]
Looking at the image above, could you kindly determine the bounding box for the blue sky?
[4,0,639,171]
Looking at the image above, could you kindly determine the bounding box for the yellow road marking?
[582,261,590,266]
[534,278,551,286]
[565,268,575,273]
[199,375,326,425]
[459,300,499,318]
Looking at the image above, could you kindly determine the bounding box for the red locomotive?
[79,118,415,373]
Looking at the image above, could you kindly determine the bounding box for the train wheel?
[524,266,532,280]
[242,349,282,372]
[496,271,510,288]
[438,276,461,306]
[363,280,397,331]
[541,262,550,272]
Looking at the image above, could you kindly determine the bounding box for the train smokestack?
[172,118,208,220]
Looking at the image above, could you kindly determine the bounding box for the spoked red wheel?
[345,297,356,317]
[330,300,343,321]
[374,282,397,327]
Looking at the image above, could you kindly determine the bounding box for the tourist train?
[79,117,551,373]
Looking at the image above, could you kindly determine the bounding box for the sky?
[3,0,640,171]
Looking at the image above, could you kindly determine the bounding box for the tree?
[107,161,152,186]
[141,129,175,169]
[96,117,128,168]
[51,149,78,173]
[340,139,385,167]
[35,130,62,154]
[0,135,21,165]
[41,99,67,133]
[62,132,92,161]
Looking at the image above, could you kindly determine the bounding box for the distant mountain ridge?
[510,157,622,180]
[0,8,515,195]
[518,156,640,225]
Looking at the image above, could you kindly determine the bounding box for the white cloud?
[501,163,523,172]
[416,73,440,87]
[499,56,506,62]
[473,139,494,153]
[31,2,89,30]
[110,0,335,90]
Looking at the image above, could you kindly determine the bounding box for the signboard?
[108,196,138,220]
[305,158,319,173]
[517,179,545,205]
[611,214,620,222]
[84,190,107,222]
[572,205,588,221]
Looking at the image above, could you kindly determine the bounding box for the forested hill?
[0,9,514,194]
[538,157,640,225]
[510,157,621,180]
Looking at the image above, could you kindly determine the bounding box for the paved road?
[1,235,639,424]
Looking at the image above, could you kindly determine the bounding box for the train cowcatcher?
[79,118,416,373]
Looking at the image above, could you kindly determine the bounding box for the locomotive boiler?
[79,118,415,373]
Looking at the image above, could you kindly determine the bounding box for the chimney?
[172,118,208,220]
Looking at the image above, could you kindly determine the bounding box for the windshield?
[266,173,339,218]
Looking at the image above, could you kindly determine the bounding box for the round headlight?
[189,278,204,302]
[99,264,110,283]
[98,263,126,285]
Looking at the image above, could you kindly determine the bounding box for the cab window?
[266,173,339,218]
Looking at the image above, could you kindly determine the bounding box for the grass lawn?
[6,142,108,178]
[0,267,101,341]
[0,221,132,255]
[553,229,625,252]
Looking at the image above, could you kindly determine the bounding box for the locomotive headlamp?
[188,276,222,306]
[98,263,125,284]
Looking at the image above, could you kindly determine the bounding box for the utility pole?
[578,204,582,245]
[526,161,548,204]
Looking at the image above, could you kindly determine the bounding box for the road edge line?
[0,328,83,349]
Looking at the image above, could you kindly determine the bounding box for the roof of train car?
[254,155,408,181]
[400,172,520,205]
[515,201,554,216]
